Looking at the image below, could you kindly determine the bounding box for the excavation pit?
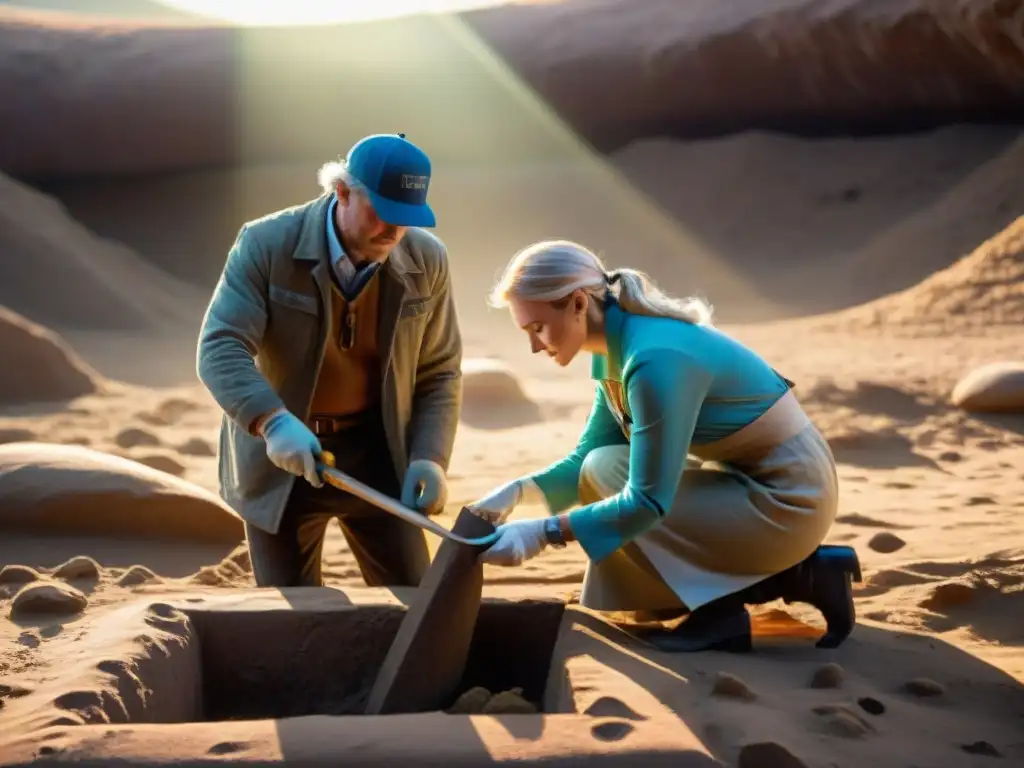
[1,588,722,766]
[190,596,565,720]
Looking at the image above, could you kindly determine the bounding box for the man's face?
[335,182,407,264]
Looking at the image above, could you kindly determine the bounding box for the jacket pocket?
[399,294,437,320]
[270,285,319,316]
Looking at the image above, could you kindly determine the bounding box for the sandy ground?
[2,302,1024,764]
[0,2,1022,763]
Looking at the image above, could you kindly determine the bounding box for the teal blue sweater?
[528,300,790,563]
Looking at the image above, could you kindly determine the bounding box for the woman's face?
[508,292,587,367]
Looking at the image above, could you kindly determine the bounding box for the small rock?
[903,678,945,698]
[711,672,757,701]
[134,454,186,477]
[737,741,809,768]
[812,704,874,738]
[0,683,33,700]
[9,582,88,619]
[938,450,962,462]
[960,740,1002,757]
[920,582,978,611]
[857,697,885,715]
[0,427,36,444]
[448,686,492,714]
[53,556,101,582]
[868,532,906,554]
[809,663,844,689]
[482,688,538,714]
[117,565,158,587]
[178,437,215,457]
[0,564,42,585]
[114,427,160,449]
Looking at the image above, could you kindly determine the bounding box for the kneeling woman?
[470,240,862,652]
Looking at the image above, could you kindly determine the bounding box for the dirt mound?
[815,216,1024,335]
[464,0,1024,150]
[0,169,205,332]
[0,305,101,405]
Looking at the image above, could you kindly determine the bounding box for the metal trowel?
[316,451,498,714]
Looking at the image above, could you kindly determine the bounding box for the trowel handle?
[315,454,499,549]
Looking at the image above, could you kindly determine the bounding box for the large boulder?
[951,362,1024,414]
[0,305,101,406]
[0,442,243,544]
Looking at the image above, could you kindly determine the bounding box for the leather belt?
[306,413,364,436]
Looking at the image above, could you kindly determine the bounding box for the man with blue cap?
[197,133,462,588]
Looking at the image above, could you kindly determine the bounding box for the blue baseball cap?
[344,133,436,228]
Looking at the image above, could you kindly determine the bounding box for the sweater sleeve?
[527,383,628,512]
[567,350,713,563]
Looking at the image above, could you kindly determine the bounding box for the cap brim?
[366,190,436,228]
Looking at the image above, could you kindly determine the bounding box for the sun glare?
[155,0,509,26]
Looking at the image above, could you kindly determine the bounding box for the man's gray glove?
[260,409,323,488]
[400,459,448,516]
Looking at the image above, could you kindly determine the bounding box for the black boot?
[633,597,753,654]
[782,545,863,648]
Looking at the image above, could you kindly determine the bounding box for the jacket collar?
[292,192,421,277]
[590,297,626,383]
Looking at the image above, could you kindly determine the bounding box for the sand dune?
[0,170,206,334]
[814,215,1024,334]
[0,306,102,406]
[464,0,1024,150]
[610,126,1024,312]
[2,1,1022,180]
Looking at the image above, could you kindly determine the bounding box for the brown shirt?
[308,269,383,418]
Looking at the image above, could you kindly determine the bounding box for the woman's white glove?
[478,518,549,566]
[467,477,546,524]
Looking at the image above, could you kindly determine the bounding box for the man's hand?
[260,409,323,488]
[478,518,548,566]
[401,459,448,516]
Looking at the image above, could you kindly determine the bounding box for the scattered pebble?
[114,427,160,449]
[812,704,875,738]
[857,697,885,715]
[737,741,808,768]
[960,740,1002,757]
[447,686,537,714]
[919,582,978,611]
[903,678,945,698]
[0,427,36,444]
[117,565,159,588]
[178,437,215,457]
[868,532,906,554]
[134,454,186,477]
[483,688,538,714]
[938,450,962,462]
[809,662,844,689]
[9,582,88,619]
[448,686,491,714]
[711,672,757,701]
[53,556,101,582]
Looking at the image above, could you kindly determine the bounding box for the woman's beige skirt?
[576,390,839,614]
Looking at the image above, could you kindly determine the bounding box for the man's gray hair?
[317,160,368,196]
